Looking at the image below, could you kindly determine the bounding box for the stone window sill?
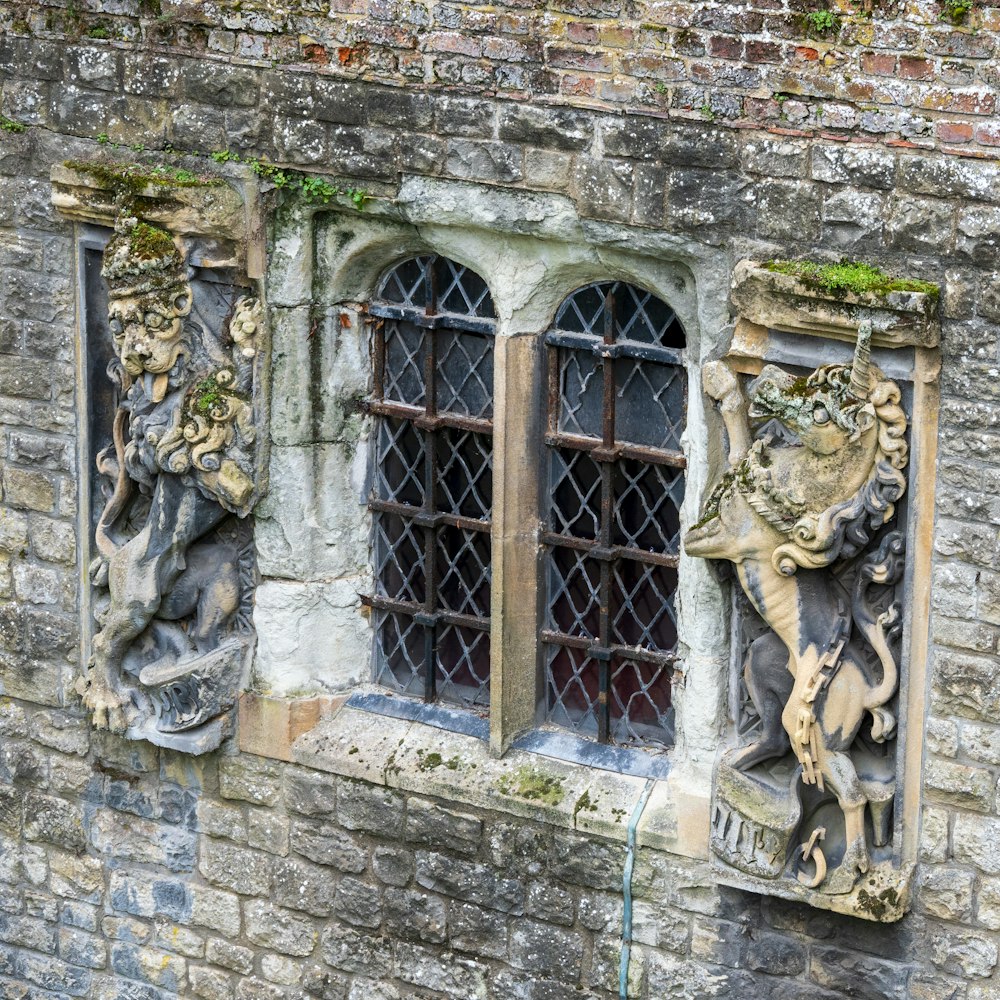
[237,690,709,857]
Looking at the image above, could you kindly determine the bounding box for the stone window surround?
[253,176,734,859]
[252,176,939,873]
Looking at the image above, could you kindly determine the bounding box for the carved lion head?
[102,220,192,396]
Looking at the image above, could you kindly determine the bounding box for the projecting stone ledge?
[731,258,940,348]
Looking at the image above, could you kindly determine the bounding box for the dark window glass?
[542,281,686,746]
[365,255,495,709]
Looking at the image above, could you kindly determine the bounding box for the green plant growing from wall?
[805,8,839,34]
[210,149,369,208]
[0,116,26,134]
[939,0,973,22]
[699,103,716,121]
[764,258,940,299]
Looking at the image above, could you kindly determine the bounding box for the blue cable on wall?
[619,777,657,999]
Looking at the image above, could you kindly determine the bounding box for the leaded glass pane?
[558,349,603,439]
[368,255,496,710]
[544,280,685,747]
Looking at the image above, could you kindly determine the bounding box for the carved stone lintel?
[684,323,911,921]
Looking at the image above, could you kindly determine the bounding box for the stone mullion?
[489,330,546,756]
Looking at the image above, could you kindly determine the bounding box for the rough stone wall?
[0,704,945,1000]
[0,2,999,998]
[4,0,1000,152]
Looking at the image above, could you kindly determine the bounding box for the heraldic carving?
[78,209,263,751]
[684,324,909,913]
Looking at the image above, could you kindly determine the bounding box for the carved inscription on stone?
[78,208,264,752]
[684,324,910,919]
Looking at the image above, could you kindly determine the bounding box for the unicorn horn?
[849,321,872,400]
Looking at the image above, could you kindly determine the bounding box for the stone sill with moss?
[238,689,695,859]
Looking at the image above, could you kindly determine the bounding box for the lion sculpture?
[78,210,262,746]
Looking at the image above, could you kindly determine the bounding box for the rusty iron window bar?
[543,281,687,747]
[363,255,496,709]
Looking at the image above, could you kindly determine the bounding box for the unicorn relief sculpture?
[684,324,910,906]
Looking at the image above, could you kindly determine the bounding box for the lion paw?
[842,836,870,877]
[76,673,136,734]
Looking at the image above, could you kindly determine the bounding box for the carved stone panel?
[684,323,918,921]
[54,163,266,754]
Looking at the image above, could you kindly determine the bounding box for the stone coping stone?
[50,162,249,245]
[730,259,940,348]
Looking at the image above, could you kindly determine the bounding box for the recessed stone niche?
[680,258,941,921]
[52,161,267,754]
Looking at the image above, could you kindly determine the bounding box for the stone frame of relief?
[51,161,268,754]
[682,260,940,921]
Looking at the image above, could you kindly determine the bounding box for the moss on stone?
[63,158,221,194]
[764,258,939,300]
[129,222,176,261]
[415,749,461,772]
[498,766,565,806]
[572,789,598,823]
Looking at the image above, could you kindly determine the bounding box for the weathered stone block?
[244,899,317,957]
[23,791,84,851]
[219,755,283,807]
[572,158,633,223]
[320,924,393,976]
[184,62,260,108]
[313,79,366,125]
[271,855,338,917]
[110,942,187,990]
[920,867,975,922]
[447,900,507,959]
[498,105,592,151]
[199,841,273,896]
[385,887,447,944]
[523,880,574,928]
[887,194,955,252]
[404,797,482,856]
[334,875,382,929]
[190,966,234,1000]
[509,918,584,978]
[337,780,404,835]
[810,946,909,999]
[291,817,367,873]
[925,758,995,812]
[393,941,488,998]
[59,926,107,970]
[929,928,999,979]
[206,937,255,975]
[2,466,55,512]
[189,884,241,940]
[416,851,524,913]
[932,650,1000,722]
[955,814,1000,875]
[372,846,412,887]
[446,139,523,184]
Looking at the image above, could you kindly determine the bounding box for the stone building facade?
[0,1,1000,997]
